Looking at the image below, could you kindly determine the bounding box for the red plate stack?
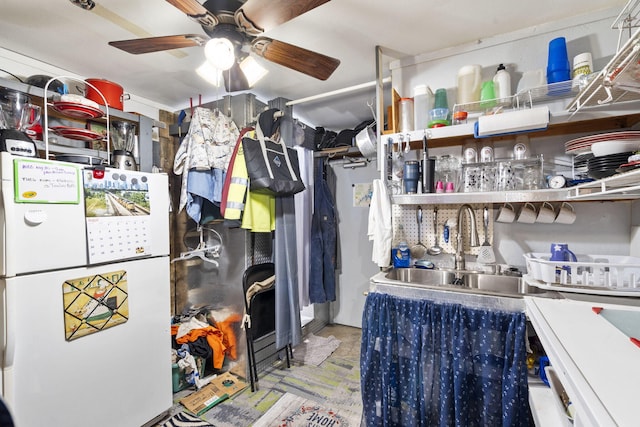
[50,126,102,142]
[565,131,640,154]
[51,101,104,119]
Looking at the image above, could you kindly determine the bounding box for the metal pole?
[285,78,390,106]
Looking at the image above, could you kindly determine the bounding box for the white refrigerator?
[0,152,173,427]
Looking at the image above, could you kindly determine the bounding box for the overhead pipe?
[285,77,391,106]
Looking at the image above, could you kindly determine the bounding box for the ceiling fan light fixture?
[69,0,96,10]
[196,61,223,87]
[239,56,268,87]
[204,38,235,71]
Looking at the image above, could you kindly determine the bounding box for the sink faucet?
[455,204,480,271]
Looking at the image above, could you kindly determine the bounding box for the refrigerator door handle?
[4,283,15,368]
[2,162,17,277]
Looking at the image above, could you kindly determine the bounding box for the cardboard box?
[180,372,248,416]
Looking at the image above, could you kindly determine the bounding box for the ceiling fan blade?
[166,0,218,30]
[109,34,209,54]
[236,0,331,36]
[223,61,250,92]
[251,37,339,80]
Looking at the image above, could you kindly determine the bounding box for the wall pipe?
[376,46,385,180]
[285,77,391,107]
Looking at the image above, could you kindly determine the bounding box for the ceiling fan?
[108,0,340,92]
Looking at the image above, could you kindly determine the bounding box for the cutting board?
[592,306,640,348]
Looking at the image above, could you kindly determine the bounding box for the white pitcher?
[456,64,482,105]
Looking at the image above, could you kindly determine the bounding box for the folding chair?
[242,263,292,391]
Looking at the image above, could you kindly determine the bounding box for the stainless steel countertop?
[369,270,561,312]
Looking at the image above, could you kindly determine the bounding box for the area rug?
[199,356,362,426]
[292,333,341,366]
[160,411,215,427]
[253,392,361,427]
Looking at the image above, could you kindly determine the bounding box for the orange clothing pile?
[171,313,243,370]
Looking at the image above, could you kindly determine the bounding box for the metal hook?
[598,86,614,105]
[366,98,376,121]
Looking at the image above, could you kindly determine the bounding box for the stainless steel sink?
[461,272,543,295]
[385,268,457,286]
[383,268,544,297]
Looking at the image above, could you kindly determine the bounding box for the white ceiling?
[0,0,627,130]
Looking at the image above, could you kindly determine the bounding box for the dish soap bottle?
[493,63,511,103]
[392,225,411,268]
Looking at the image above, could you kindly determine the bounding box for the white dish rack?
[524,252,640,289]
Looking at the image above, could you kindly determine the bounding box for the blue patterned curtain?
[360,292,530,426]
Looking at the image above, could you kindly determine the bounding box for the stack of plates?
[587,152,632,179]
[51,101,104,119]
[573,152,593,177]
[617,161,640,173]
[565,131,640,155]
[50,126,102,142]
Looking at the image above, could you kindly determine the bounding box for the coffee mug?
[550,243,577,262]
[536,202,555,223]
[517,202,537,224]
[555,202,576,224]
[495,203,515,223]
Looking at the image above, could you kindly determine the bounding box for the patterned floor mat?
[253,392,361,426]
[291,333,341,366]
[200,357,362,426]
[161,411,216,427]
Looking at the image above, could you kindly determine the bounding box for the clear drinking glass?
[479,164,497,192]
[497,161,517,191]
[463,165,481,192]
[522,163,542,190]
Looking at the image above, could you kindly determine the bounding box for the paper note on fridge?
[14,158,81,204]
[474,106,550,138]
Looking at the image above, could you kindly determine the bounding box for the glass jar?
[479,141,494,162]
[453,110,468,125]
[398,97,414,133]
[462,140,478,164]
[436,155,460,192]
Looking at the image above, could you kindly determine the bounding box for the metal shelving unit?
[566,33,640,114]
[568,1,640,115]
[42,76,110,161]
[0,75,157,171]
[392,188,572,205]
[450,79,580,119]
[392,168,640,205]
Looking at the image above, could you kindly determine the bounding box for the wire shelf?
[612,0,640,32]
[567,167,640,200]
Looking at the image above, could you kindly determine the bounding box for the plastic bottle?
[392,225,411,268]
[413,85,433,131]
[493,63,511,103]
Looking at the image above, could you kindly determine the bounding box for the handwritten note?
[14,158,81,204]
